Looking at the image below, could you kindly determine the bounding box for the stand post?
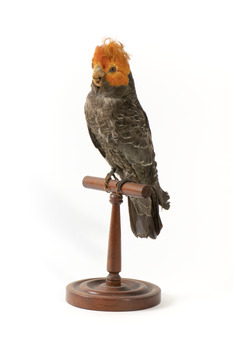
[106,193,123,287]
[66,176,161,311]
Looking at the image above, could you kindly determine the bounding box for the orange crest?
[92,39,131,86]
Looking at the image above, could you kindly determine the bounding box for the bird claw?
[104,168,119,192]
[115,177,134,196]
[104,172,135,197]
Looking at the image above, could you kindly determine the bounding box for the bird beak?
[92,64,105,87]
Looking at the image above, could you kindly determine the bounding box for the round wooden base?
[66,278,161,311]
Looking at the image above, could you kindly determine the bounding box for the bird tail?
[128,185,170,239]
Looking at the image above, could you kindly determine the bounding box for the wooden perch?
[82,176,152,198]
[66,175,161,311]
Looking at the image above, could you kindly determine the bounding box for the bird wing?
[113,101,158,184]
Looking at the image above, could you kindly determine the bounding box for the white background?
[1,0,233,349]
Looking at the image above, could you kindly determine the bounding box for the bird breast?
[85,95,118,144]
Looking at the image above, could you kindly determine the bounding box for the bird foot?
[115,177,135,196]
[104,168,119,192]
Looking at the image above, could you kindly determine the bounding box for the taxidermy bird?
[84,39,170,239]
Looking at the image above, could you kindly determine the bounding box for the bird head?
[91,39,131,88]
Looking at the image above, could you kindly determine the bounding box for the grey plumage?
[85,71,170,239]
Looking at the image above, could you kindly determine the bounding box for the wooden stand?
[66,176,161,311]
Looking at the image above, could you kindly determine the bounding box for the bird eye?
[109,66,117,73]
